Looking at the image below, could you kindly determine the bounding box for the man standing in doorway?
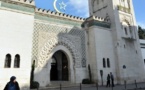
[110,72,114,87]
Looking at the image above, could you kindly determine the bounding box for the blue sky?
[133,0,145,28]
[35,0,145,28]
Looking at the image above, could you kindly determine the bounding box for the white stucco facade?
[0,2,34,90]
[0,0,144,90]
[140,40,145,69]
[87,0,145,84]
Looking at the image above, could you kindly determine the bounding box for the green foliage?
[82,79,91,84]
[30,60,39,89]
[138,26,145,39]
[88,64,92,83]
[30,61,35,84]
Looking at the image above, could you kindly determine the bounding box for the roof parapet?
[82,15,111,28]
[1,0,35,6]
[86,15,111,23]
[35,8,86,22]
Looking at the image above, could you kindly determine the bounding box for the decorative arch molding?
[38,36,82,68]
[121,18,131,25]
[121,18,132,31]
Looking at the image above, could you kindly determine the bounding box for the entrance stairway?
[39,81,80,90]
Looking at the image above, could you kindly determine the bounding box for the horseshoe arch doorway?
[50,50,69,81]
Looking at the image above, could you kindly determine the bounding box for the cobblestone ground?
[39,83,145,90]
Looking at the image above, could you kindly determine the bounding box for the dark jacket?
[110,74,114,81]
[4,81,20,90]
[107,75,110,81]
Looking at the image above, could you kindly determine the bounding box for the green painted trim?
[35,14,82,27]
[89,21,110,28]
[82,20,111,28]
[0,2,34,13]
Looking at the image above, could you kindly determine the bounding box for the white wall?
[140,40,145,68]
[0,9,34,90]
[94,27,116,84]
[87,26,116,85]
[141,49,145,60]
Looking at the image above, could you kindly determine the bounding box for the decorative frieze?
[38,37,82,68]
[117,5,131,14]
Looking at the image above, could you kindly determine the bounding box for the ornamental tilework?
[32,21,87,68]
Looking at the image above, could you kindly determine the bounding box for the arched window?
[124,27,128,35]
[122,21,131,36]
[4,54,11,68]
[124,44,126,48]
[107,58,110,68]
[14,54,20,68]
[103,58,106,68]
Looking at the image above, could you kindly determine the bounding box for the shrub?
[30,81,39,89]
[82,79,91,84]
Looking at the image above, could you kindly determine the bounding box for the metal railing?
[34,80,145,90]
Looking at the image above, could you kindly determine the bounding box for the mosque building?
[0,0,144,90]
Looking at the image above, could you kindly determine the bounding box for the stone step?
[39,83,95,90]
[45,81,78,87]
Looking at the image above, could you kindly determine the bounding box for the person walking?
[4,76,20,90]
[106,74,111,87]
[110,72,115,87]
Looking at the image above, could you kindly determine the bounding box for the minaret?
[84,0,145,84]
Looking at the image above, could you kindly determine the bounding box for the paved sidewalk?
[38,83,145,90]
